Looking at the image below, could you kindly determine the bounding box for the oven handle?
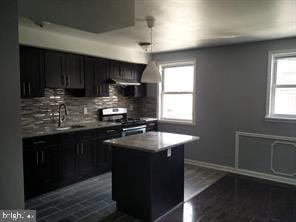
[122,125,147,132]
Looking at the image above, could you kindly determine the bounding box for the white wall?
[0,0,24,209]
[19,25,149,64]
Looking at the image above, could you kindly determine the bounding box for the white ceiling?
[19,0,296,53]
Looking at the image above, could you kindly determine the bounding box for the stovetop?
[115,118,146,128]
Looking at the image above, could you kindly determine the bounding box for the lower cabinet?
[58,132,97,187]
[23,145,59,199]
[23,126,121,199]
[146,121,158,132]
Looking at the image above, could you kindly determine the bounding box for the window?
[158,60,196,124]
[266,50,296,120]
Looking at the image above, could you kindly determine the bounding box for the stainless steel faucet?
[58,103,68,127]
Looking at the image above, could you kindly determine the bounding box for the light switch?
[167,148,172,157]
[83,107,88,115]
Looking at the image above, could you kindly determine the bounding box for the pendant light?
[141,16,162,83]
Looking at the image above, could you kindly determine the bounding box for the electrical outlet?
[83,107,88,115]
[129,104,134,111]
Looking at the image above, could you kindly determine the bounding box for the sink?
[56,125,86,131]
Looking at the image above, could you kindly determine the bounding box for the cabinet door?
[37,146,59,194]
[79,139,97,178]
[84,57,96,96]
[109,60,121,79]
[64,53,84,89]
[20,46,45,98]
[58,141,80,186]
[95,59,109,97]
[23,148,40,199]
[120,62,134,80]
[96,134,121,174]
[45,50,65,88]
[134,64,147,97]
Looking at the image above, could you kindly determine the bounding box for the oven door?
[122,125,146,137]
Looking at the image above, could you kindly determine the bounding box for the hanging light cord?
[150,26,153,53]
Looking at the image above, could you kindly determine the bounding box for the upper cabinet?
[45,50,84,89]
[109,60,137,80]
[123,64,147,97]
[85,56,109,97]
[19,46,146,98]
[20,46,45,98]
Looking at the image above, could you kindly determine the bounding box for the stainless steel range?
[98,108,146,137]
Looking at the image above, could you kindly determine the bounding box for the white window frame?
[157,59,197,125]
[266,49,296,122]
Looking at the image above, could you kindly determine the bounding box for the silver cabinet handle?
[28,82,31,96]
[41,150,44,163]
[107,129,115,133]
[33,141,46,145]
[36,151,39,166]
[22,82,26,96]
[81,143,84,154]
[76,144,80,155]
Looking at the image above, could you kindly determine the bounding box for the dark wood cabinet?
[23,126,122,199]
[96,126,121,174]
[85,56,109,97]
[20,46,45,98]
[64,53,84,89]
[123,64,147,97]
[79,138,97,177]
[146,121,158,132]
[23,136,59,199]
[59,131,97,186]
[120,62,134,80]
[109,60,121,79]
[20,45,146,98]
[58,138,79,186]
[44,50,64,88]
[45,50,84,89]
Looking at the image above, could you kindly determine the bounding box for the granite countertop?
[22,121,121,139]
[140,117,158,122]
[104,131,199,153]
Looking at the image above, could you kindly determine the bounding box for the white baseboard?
[185,159,296,186]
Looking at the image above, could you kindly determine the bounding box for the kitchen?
[1,0,296,222]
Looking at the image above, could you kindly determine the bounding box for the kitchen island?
[105,131,199,221]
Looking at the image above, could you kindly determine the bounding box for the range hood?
[108,78,141,86]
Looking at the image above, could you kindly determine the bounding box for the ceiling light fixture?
[141,16,161,83]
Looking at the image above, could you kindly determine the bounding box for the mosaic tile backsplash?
[21,86,157,129]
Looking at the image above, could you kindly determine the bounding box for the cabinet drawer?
[23,135,60,148]
[62,130,96,143]
[97,126,122,137]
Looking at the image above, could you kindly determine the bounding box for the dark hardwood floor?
[26,164,223,222]
[159,174,296,222]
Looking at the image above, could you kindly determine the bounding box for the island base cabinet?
[112,145,184,222]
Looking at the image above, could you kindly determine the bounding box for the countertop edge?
[104,136,199,153]
[22,122,122,139]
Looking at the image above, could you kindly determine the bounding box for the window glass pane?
[274,88,296,115]
[162,94,193,120]
[163,65,194,92]
[276,57,296,85]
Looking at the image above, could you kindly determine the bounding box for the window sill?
[158,119,195,126]
[265,116,296,124]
